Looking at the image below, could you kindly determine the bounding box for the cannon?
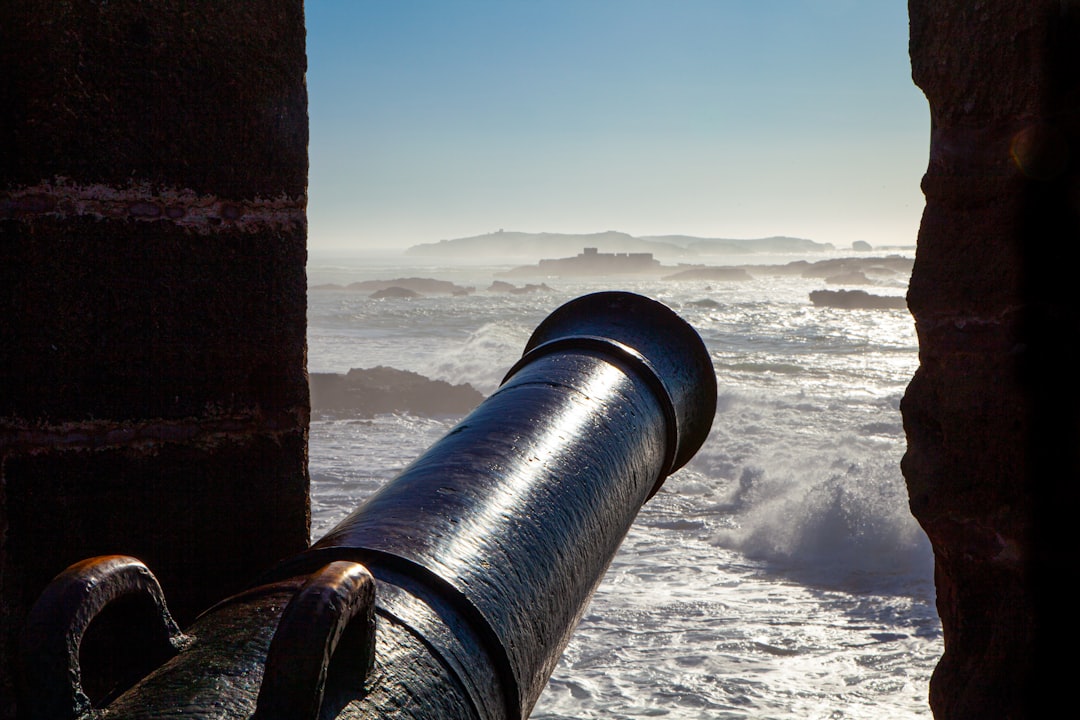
[19,291,717,720]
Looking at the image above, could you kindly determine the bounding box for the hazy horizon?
[306,2,928,253]
[306,228,917,264]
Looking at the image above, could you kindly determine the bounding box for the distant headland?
[405,230,839,262]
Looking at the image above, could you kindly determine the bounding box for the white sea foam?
[420,320,531,394]
[306,257,939,719]
[709,459,932,588]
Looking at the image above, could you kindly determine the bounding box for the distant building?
[533,247,662,275]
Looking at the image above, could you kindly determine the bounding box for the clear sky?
[305,1,928,252]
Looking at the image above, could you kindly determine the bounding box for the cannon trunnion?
[20,292,716,720]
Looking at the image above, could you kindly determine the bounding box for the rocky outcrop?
[487,280,552,294]
[663,256,912,284]
[809,289,907,310]
[312,277,474,296]
[370,286,420,299]
[310,367,484,418]
[903,2,1080,717]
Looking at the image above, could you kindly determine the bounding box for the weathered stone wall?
[904,2,1079,716]
[0,3,310,717]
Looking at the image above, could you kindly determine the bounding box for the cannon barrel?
[20,291,716,720]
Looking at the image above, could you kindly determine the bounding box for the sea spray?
[709,459,932,591]
[306,262,939,718]
[422,320,531,394]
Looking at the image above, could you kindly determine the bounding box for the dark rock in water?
[370,286,420,299]
[809,289,907,310]
[487,280,552,294]
[310,367,484,417]
[650,255,913,283]
[312,277,474,295]
[852,240,873,251]
[687,298,722,308]
[354,277,473,294]
[662,267,753,281]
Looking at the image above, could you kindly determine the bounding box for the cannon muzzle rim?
[511,291,717,476]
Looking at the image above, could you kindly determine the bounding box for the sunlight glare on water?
[306,260,939,719]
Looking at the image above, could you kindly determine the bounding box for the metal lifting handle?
[21,291,716,720]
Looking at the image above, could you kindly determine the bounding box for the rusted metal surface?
[19,291,716,719]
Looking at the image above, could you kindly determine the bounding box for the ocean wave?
[708,460,932,592]
[421,320,532,394]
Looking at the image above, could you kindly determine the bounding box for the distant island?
[405,230,836,262]
[497,247,672,278]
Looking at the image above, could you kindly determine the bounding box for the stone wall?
[0,3,310,717]
[903,1,1079,717]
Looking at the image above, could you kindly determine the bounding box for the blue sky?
[305,1,927,252]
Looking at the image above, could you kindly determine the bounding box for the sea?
[304,248,940,720]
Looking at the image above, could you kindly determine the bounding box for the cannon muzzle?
[20,291,716,720]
